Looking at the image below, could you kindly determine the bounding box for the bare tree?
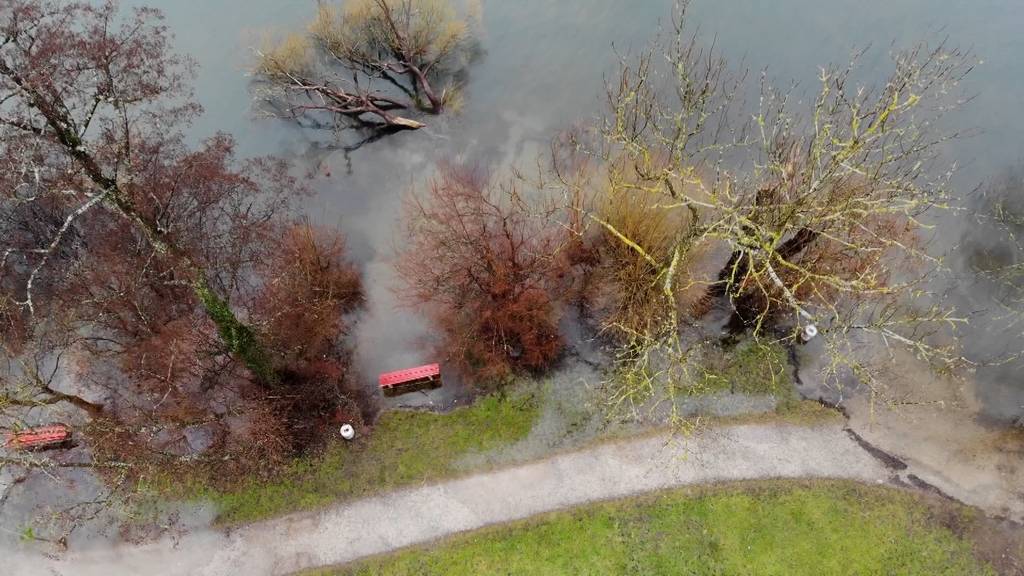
[564,0,976,411]
[396,165,564,382]
[255,0,476,133]
[0,0,289,384]
[0,3,369,536]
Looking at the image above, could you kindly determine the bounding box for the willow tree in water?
[255,0,477,132]
[564,1,976,412]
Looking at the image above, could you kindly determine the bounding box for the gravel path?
[8,423,889,576]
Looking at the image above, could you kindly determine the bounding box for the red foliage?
[253,223,362,367]
[396,165,564,382]
[249,222,366,448]
[0,1,360,467]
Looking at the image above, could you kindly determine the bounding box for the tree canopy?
[255,0,477,134]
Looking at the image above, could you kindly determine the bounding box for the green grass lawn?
[201,389,539,524]
[317,481,993,576]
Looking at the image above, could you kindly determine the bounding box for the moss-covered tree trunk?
[193,280,277,385]
[7,64,280,387]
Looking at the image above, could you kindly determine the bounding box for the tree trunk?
[4,387,104,418]
[777,227,820,260]
[410,66,443,113]
[2,59,280,387]
[719,227,820,335]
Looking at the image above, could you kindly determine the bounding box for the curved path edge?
[9,424,890,576]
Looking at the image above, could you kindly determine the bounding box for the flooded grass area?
[186,389,540,525]
[177,341,836,525]
[699,339,792,396]
[315,480,1005,576]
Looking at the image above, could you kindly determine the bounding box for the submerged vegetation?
[396,165,566,383]
[255,0,477,135]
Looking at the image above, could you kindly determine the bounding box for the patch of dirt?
[924,495,1024,576]
[800,342,1024,523]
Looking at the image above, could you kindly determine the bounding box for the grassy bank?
[316,481,994,576]
[201,389,539,524]
[160,339,832,526]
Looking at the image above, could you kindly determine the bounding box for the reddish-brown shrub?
[396,165,564,382]
[253,222,363,367]
[250,222,366,448]
[0,1,365,489]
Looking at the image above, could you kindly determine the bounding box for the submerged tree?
[396,165,564,382]
[0,1,366,538]
[563,0,976,411]
[0,0,282,384]
[255,0,476,133]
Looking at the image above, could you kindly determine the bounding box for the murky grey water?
[135,0,1024,418]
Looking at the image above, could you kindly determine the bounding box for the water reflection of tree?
[965,167,1024,307]
[961,165,1024,424]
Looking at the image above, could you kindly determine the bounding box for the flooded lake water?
[136,0,1024,419]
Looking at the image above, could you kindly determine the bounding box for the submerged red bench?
[379,363,442,396]
[3,424,71,451]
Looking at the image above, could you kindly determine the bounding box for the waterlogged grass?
[168,339,830,526]
[203,389,539,524]
[318,481,994,576]
[701,338,792,396]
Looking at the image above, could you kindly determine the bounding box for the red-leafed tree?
[396,165,564,382]
[0,0,365,509]
[250,222,366,442]
[0,0,282,381]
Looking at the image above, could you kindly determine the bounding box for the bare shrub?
[585,179,714,340]
[396,165,564,383]
[250,222,365,448]
[254,223,362,366]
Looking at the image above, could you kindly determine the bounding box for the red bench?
[3,424,72,451]
[379,363,442,396]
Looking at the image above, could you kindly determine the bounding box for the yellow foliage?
[312,0,468,65]
[586,168,712,339]
[257,33,313,79]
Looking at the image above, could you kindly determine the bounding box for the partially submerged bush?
[254,222,362,368]
[255,0,477,133]
[584,180,715,340]
[252,222,366,448]
[397,165,564,383]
